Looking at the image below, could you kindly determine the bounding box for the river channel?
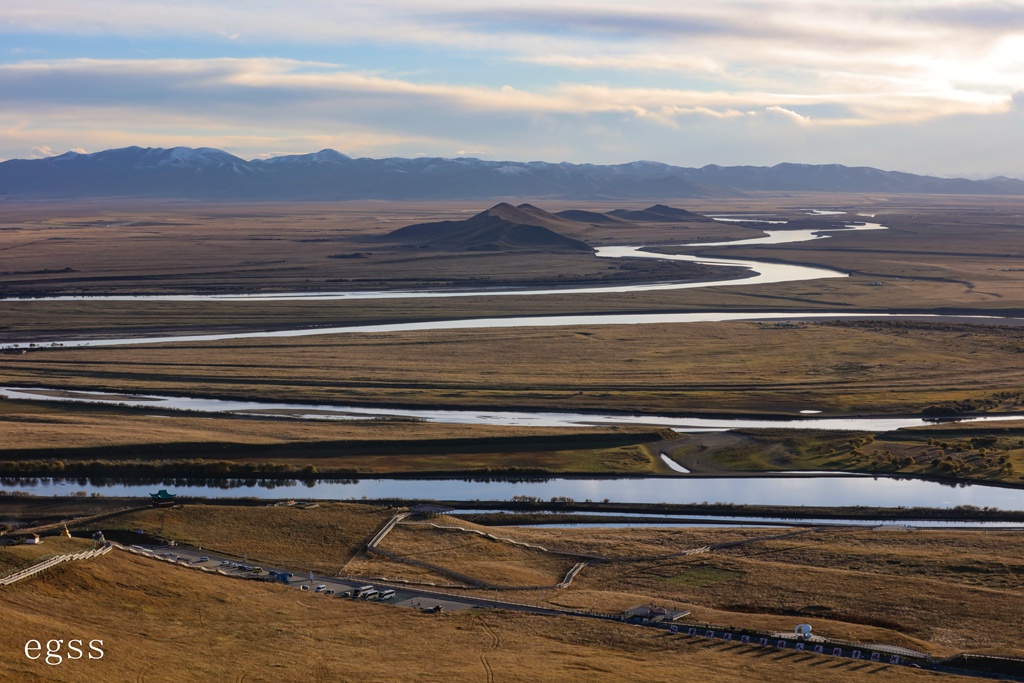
[4,222,883,304]
[4,386,1024,432]
[6,474,1024,511]
[5,215,1023,510]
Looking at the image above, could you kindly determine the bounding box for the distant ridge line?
[1,146,1021,200]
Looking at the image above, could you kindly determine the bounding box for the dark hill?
[555,209,632,225]
[385,203,592,252]
[607,204,707,222]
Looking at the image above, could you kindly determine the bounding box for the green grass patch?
[665,565,743,587]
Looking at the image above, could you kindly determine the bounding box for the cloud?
[30,144,55,158]
[433,6,742,40]
[912,2,1024,31]
[1,2,1024,176]
[764,105,811,124]
[0,56,1013,143]
[519,53,725,75]
[1,2,1021,130]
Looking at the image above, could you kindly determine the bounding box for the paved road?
[133,542,589,618]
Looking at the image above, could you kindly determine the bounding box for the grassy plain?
[4,320,1024,417]
[661,420,1024,485]
[0,535,93,574]
[4,196,1024,482]
[0,199,749,298]
[332,512,1024,656]
[0,398,665,475]
[3,195,1024,341]
[1,547,968,683]
[3,197,1024,680]
[31,502,1024,662]
[104,502,394,574]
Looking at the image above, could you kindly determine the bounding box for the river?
[4,386,1024,431]
[4,220,1020,350]
[4,214,1021,509]
[6,473,1024,510]
[1,221,880,304]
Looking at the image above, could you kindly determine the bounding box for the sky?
[3,0,1024,177]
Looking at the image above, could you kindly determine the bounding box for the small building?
[24,533,42,545]
[622,604,691,623]
[150,490,177,507]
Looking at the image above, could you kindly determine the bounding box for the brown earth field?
[1,500,1017,681]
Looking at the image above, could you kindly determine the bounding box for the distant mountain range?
[2,146,1022,200]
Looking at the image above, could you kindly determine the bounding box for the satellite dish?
[795,624,812,637]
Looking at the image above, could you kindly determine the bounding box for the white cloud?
[2,2,1024,175]
[764,105,811,124]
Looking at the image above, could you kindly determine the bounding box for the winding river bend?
[4,220,1020,349]
[5,222,883,304]
[6,216,1023,508]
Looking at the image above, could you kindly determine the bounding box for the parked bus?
[352,585,375,598]
[378,589,396,600]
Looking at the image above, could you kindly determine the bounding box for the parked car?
[314,584,327,593]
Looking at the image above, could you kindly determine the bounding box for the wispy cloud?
[7,56,1006,127]
[1,2,1024,175]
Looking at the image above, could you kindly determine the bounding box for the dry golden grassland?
[102,503,393,575]
[3,197,1024,343]
[82,503,1024,662]
[661,419,1024,485]
[0,549,964,683]
[362,517,1024,656]
[0,398,663,475]
[0,536,93,575]
[376,522,577,587]
[5,320,1024,417]
[0,199,748,298]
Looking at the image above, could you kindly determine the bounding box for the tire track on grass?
[478,615,500,683]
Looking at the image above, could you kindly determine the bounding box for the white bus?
[378,589,396,600]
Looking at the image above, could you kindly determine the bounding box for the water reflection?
[3,386,1023,432]
[5,474,1024,510]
